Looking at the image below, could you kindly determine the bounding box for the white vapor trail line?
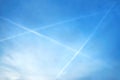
[55,3,116,79]
[0,32,27,42]
[0,18,77,52]
[0,12,99,42]
[32,12,99,30]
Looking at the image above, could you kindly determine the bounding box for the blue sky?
[0,0,120,80]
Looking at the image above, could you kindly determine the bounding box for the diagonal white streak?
[0,13,98,42]
[0,18,77,52]
[0,32,27,42]
[55,3,116,79]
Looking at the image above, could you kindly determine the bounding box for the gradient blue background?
[0,0,120,80]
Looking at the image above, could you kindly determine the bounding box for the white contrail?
[0,12,98,42]
[0,32,27,42]
[0,18,77,52]
[55,3,116,79]
[34,12,99,30]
